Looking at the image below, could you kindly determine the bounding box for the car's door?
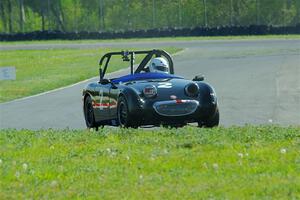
[109,86,120,119]
[93,82,111,121]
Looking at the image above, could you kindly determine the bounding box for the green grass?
[0,47,180,102]
[1,35,299,46]
[0,126,299,199]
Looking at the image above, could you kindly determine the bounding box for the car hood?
[123,78,197,100]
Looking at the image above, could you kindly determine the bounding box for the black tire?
[84,96,98,129]
[200,108,220,128]
[117,96,137,128]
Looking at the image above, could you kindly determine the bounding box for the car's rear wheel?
[84,96,98,130]
[117,96,137,128]
[199,108,219,128]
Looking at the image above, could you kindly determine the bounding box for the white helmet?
[149,57,169,73]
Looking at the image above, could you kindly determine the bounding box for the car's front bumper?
[130,99,217,126]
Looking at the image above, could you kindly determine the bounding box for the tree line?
[0,0,299,34]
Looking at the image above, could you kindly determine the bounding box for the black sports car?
[83,49,219,129]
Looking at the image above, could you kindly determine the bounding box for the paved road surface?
[1,39,299,129]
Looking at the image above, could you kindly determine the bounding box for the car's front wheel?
[117,96,137,128]
[199,108,219,128]
[84,96,98,130]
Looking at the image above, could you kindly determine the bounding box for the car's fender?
[118,87,143,125]
[196,81,218,117]
[197,82,217,104]
[119,87,142,114]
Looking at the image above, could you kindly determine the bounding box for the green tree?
[0,0,299,34]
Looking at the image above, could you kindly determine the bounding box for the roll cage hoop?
[98,49,174,81]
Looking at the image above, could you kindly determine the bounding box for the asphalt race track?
[0,39,299,129]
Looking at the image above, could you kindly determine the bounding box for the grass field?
[0,47,180,102]
[1,35,300,46]
[0,126,299,199]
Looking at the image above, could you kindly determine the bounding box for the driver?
[149,57,169,73]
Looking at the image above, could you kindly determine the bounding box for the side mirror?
[100,78,110,85]
[99,78,118,89]
[193,75,204,81]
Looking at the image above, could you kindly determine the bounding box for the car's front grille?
[153,100,199,116]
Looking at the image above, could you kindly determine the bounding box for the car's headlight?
[143,85,157,98]
[185,83,199,97]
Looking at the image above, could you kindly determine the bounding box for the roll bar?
[98,49,174,81]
